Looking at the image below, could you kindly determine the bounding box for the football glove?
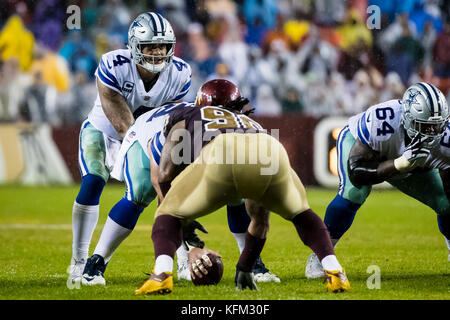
[224,96,250,113]
[394,133,431,172]
[235,267,258,291]
[182,220,208,250]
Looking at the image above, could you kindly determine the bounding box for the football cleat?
[324,269,350,293]
[82,254,107,286]
[252,257,280,283]
[235,268,258,291]
[135,272,173,295]
[177,258,191,281]
[67,257,86,284]
[305,253,325,279]
[253,272,281,283]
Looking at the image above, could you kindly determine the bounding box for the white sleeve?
[172,61,192,101]
[95,53,123,94]
[354,109,373,147]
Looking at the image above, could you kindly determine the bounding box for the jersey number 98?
[201,107,262,131]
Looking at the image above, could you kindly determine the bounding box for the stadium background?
[0,0,449,186]
[1,0,450,302]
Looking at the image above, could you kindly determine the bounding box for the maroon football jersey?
[164,106,265,162]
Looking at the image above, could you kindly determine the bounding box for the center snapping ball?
[191,254,224,286]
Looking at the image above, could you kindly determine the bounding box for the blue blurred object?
[32,0,65,51]
[243,0,279,29]
[369,0,417,23]
[409,7,443,35]
[59,31,97,79]
[245,17,268,46]
[386,52,414,85]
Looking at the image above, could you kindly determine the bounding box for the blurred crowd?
[0,0,450,125]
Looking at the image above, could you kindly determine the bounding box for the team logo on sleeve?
[122,81,135,93]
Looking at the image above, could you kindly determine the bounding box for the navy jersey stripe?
[150,137,161,165]
[357,114,369,146]
[78,121,91,175]
[181,80,191,93]
[173,91,188,101]
[100,59,120,86]
[97,69,121,92]
[360,112,370,142]
[124,154,134,200]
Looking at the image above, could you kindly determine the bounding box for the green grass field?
[0,184,448,300]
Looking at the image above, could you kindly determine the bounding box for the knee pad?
[109,198,144,230]
[76,174,106,205]
[324,194,361,240]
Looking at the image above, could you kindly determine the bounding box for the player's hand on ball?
[188,247,221,280]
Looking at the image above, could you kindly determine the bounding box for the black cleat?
[81,254,107,286]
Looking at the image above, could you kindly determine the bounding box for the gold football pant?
[155,132,310,221]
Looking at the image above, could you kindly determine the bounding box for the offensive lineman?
[135,80,350,295]
[81,81,279,286]
[68,12,193,283]
[305,82,450,278]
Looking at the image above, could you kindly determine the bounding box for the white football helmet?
[127,12,176,73]
[401,82,449,147]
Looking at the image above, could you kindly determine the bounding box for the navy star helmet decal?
[405,90,420,109]
[131,20,143,28]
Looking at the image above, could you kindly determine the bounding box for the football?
[191,254,224,286]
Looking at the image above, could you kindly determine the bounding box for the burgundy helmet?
[194,79,242,107]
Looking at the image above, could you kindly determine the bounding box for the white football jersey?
[348,99,450,170]
[110,102,194,181]
[133,102,194,163]
[87,49,192,140]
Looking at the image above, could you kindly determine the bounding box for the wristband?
[393,155,411,172]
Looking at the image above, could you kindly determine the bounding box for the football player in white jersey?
[80,81,280,286]
[68,12,193,284]
[305,82,450,278]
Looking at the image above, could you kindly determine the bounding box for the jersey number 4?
[113,55,130,67]
[375,107,395,136]
[173,60,187,71]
